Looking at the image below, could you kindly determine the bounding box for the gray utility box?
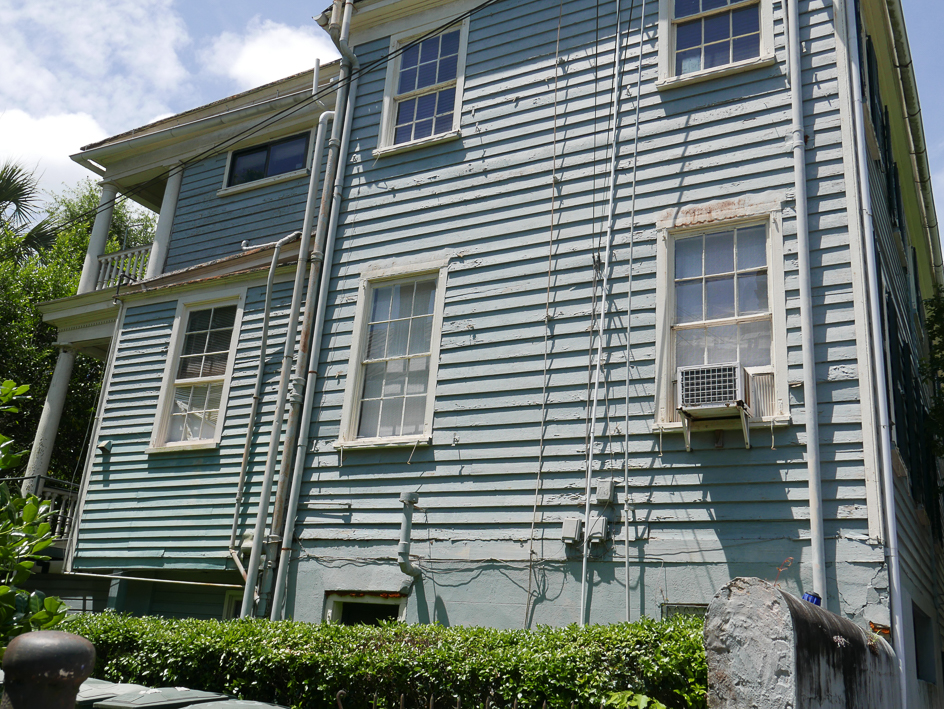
[77,678,150,708]
[94,687,226,708]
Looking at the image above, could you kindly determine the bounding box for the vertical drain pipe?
[580,0,625,627]
[787,0,827,603]
[398,493,422,577]
[845,2,907,702]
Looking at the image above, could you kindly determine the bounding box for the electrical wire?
[38,0,508,243]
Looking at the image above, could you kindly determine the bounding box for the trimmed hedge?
[64,614,706,709]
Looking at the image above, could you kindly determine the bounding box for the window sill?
[372,130,461,159]
[216,168,309,197]
[146,440,220,455]
[655,414,792,432]
[333,435,431,451]
[657,55,777,91]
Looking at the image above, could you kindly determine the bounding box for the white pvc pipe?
[145,165,184,280]
[580,0,625,627]
[397,492,422,577]
[845,2,907,703]
[787,0,827,604]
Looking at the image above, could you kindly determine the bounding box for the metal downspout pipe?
[227,229,303,579]
[580,0,625,626]
[397,493,422,577]
[270,74,360,619]
[845,3,907,703]
[239,57,337,618]
[787,0,827,603]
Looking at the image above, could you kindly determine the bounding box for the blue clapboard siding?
[73,280,303,570]
[285,0,881,623]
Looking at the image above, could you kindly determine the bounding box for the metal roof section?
[76,679,150,708]
[93,686,226,708]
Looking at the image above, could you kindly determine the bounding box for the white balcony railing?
[96,244,151,290]
[6,476,79,538]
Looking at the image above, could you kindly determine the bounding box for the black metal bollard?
[0,630,95,709]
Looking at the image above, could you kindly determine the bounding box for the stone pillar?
[145,165,183,280]
[0,631,95,709]
[76,182,118,295]
[22,348,76,494]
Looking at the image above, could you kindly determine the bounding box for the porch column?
[145,165,183,280]
[76,182,118,295]
[22,348,76,495]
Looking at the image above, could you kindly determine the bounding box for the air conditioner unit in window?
[676,362,752,451]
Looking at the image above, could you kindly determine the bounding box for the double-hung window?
[658,0,772,84]
[379,21,469,153]
[150,297,243,452]
[338,267,446,446]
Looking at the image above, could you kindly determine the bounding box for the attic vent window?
[228,133,309,187]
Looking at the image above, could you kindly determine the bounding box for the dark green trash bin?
[76,678,149,708]
[93,687,226,708]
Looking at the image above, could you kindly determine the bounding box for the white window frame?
[654,210,788,427]
[657,0,775,88]
[217,128,316,197]
[336,261,448,449]
[374,18,470,157]
[147,287,246,453]
[324,593,406,624]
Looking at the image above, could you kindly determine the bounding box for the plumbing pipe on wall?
[786,0,828,604]
[845,1,907,703]
[398,493,422,578]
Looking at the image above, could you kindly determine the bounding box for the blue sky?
[0,0,940,222]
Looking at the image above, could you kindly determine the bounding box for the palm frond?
[0,161,42,229]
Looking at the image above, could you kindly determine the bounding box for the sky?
[0,0,941,219]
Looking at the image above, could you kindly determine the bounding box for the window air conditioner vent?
[677,363,742,410]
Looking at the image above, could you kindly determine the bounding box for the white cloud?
[0,110,108,197]
[200,17,339,91]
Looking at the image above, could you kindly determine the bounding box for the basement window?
[325,593,405,625]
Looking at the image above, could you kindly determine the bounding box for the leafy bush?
[63,614,706,709]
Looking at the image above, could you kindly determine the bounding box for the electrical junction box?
[587,513,609,542]
[561,518,583,544]
[595,479,614,504]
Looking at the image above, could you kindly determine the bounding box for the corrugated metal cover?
[77,678,150,708]
[93,687,226,708]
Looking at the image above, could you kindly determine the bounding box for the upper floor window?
[378,21,469,154]
[227,133,309,187]
[149,294,244,453]
[337,265,447,447]
[658,0,773,85]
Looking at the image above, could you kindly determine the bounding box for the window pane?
[676,328,706,367]
[435,113,454,135]
[705,324,738,363]
[406,357,430,395]
[379,398,404,437]
[394,283,415,319]
[206,383,223,411]
[440,30,460,56]
[266,137,307,176]
[732,5,759,35]
[704,231,734,274]
[409,316,433,355]
[387,319,410,358]
[413,281,436,316]
[396,98,416,127]
[675,0,700,18]
[677,48,702,75]
[676,280,703,323]
[703,0,728,10]
[416,93,437,121]
[211,306,237,329]
[703,13,730,43]
[206,329,233,353]
[188,310,211,332]
[675,236,702,279]
[737,225,766,269]
[732,34,760,63]
[358,399,381,438]
[230,149,267,186]
[182,331,208,356]
[705,276,735,320]
[200,410,219,440]
[363,362,385,400]
[414,119,434,140]
[398,66,418,95]
[704,41,730,69]
[401,44,420,69]
[438,53,458,83]
[437,87,456,114]
[168,414,185,442]
[366,323,388,360]
[383,360,407,397]
[177,355,203,379]
[395,125,413,144]
[676,20,701,50]
[172,387,192,414]
[739,320,772,367]
[402,396,426,435]
[420,36,440,63]
[189,384,208,412]
[417,61,438,90]
[371,286,394,321]
[737,272,768,315]
[201,352,228,377]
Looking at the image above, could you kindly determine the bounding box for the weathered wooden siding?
[72,279,302,569]
[287,0,880,623]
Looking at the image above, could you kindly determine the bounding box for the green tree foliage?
[64,615,707,709]
[0,169,155,481]
[922,287,944,456]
